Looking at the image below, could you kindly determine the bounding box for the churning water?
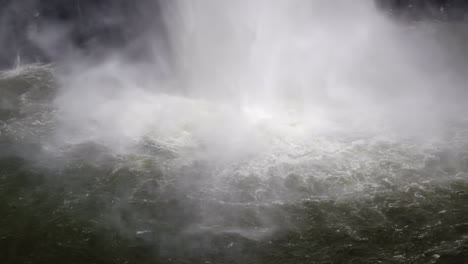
[1,1,467,263]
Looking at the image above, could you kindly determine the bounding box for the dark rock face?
[35,0,163,48]
[0,0,166,69]
[0,0,39,68]
[1,1,468,69]
[375,0,468,20]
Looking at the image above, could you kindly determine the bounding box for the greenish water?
[0,66,467,264]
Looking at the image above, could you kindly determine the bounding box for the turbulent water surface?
[1,1,468,264]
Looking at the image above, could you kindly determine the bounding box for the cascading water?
[0,1,467,263]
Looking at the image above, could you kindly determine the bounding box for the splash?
[1,1,467,263]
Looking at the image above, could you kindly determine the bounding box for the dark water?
[0,66,466,264]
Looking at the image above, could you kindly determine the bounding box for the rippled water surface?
[0,66,466,264]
